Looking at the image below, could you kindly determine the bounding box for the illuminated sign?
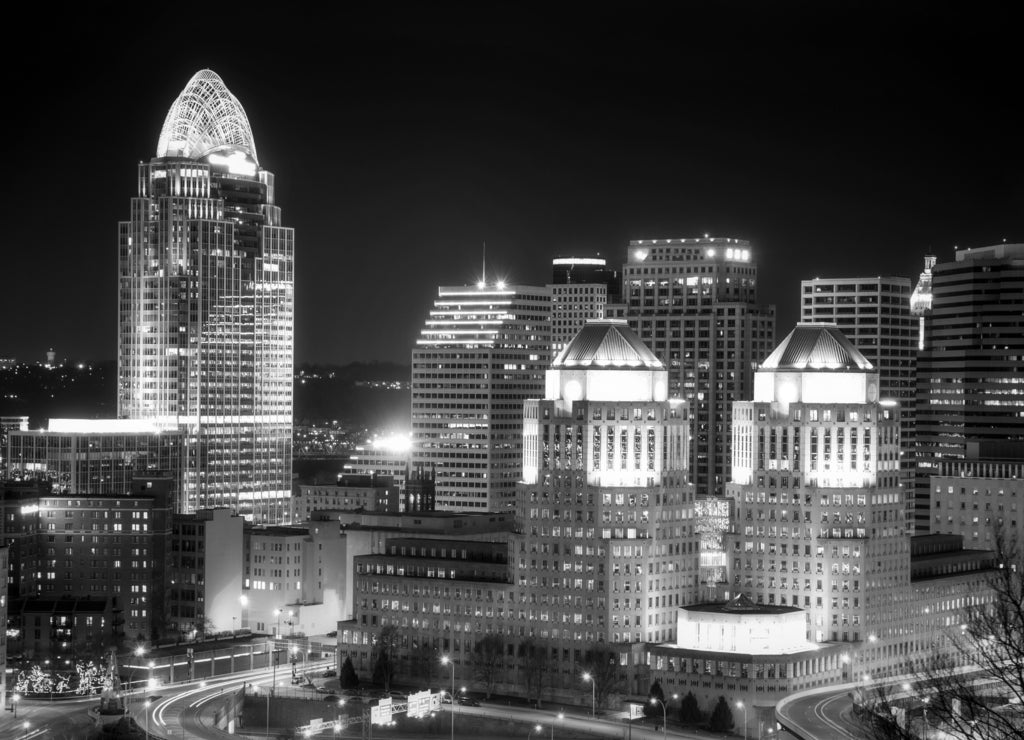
[407,690,432,719]
[371,698,392,724]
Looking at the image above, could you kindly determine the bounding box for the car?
[387,690,406,700]
[440,694,452,704]
[458,696,480,706]
[323,694,339,702]
[322,669,337,677]
[326,630,338,637]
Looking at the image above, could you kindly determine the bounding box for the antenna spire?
[482,241,487,285]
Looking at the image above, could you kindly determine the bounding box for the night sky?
[6,3,1020,366]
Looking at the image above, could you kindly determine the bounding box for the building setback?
[411,282,551,511]
[620,237,775,498]
[117,69,294,523]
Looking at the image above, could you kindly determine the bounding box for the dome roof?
[553,320,663,369]
[761,322,873,371]
[156,69,258,164]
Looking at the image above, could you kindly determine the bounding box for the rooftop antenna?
[482,241,487,285]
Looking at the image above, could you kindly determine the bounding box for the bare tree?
[472,633,505,699]
[371,625,401,692]
[577,643,625,712]
[859,526,1024,739]
[518,637,550,707]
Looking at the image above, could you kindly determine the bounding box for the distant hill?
[294,361,410,429]
[0,360,117,428]
[0,360,410,430]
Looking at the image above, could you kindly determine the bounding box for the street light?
[923,696,931,736]
[441,656,455,740]
[529,724,542,740]
[148,660,156,691]
[551,711,564,740]
[582,672,596,716]
[736,700,748,740]
[274,608,282,638]
[651,697,667,740]
[145,698,152,737]
[125,645,147,714]
[12,693,19,717]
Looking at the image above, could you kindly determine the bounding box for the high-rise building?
[548,256,617,359]
[519,319,699,645]
[411,281,550,511]
[799,276,917,526]
[622,237,775,497]
[910,255,937,351]
[725,322,908,645]
[914,243,1024,532]
[117,69,294,523]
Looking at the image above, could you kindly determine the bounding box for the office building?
[168,507,244,639]
[30,490,172,643]
[519,319,698,648]
[411,281,550,511]
[622,237,775,497]
[291,474,402,523]
[725,322,907,644]
[914,243,1024,532]
[910,255,937,351]
[117,69,294,523]
[5,419,183,503]
[800,277,917,525]
[0,544,7,703]
[548,256,619,359]
[928,448,1024,545]
[340,320,698,696]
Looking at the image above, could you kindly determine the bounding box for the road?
[775,682,871,740]
[11,666,730,740]
[0,693,105,740]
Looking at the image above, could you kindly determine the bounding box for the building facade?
[5,419,183,504]
[518,319,699,650]
[725,322,908,646]
[117,69,294,523]
[621,237,775,498]
[168,507,244,638]
[928,454,1024,544]
[914,243,1024,533]
[411,282,551,511]
[548,256,619,359]
[799,276,917,527]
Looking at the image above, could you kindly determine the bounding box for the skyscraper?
[725,322,908,644]
[117,70,294,523]
[411,281,550,511]
[519,319,698,646]
[621,237,775,497]
[914,243,1024,532]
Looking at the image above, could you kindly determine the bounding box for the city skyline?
[5,3,1020,366]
